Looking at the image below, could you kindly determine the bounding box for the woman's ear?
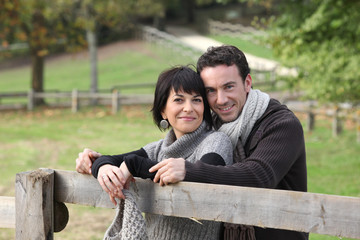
[161,112,167,120]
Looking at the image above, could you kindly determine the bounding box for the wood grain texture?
[0,196,15,228]
[15,169,54,240]
[53,169,360,239]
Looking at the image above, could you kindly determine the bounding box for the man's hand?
[75,148,101,174]
[149,158,186,186]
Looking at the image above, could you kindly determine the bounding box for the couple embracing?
[76,45,308,240]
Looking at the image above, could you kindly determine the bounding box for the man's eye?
[226,85,234,90]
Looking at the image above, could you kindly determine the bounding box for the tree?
[66,0,164,102]
[0,0,164,106]
[0,0,75,105]
[265,0,360,104]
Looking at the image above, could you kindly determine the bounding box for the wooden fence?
[0,88,154,113]
[208,19,266,41]
[141,25,280,82]
[0,88,359,141]
[141,25,204,62]
[1,168,359,239]
[283,100,360,139]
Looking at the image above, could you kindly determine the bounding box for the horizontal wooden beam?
[53,169,360,239]
[0,196,15,228]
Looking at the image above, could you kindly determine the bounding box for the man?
[76,45,308,240]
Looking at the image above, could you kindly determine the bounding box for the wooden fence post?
[332,106,343,137]
[72,89,79,113]
[27,89,34,111]
[307,102,315,132]
[15,169,54,240]
[112,89,120,114]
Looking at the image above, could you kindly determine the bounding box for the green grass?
[0,106,166,240]
[0,42,196,95]
[209,34,276,60]
[306,127,360,197]
[0,107,359,240]
[0,106,165,187]
[0,40,358,240]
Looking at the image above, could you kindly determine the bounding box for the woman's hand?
[98,163,134,205]
[76,148,102,174]
[149,158,186,186]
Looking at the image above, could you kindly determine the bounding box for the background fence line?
[208,19,266,41]
[1,88,358,141]
[1,169,359,239]
[141,25,203,62]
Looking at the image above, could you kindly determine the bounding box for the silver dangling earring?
[160,119,169,129]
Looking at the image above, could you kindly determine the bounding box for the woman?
[76,65,233,239]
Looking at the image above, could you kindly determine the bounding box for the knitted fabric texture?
[140,121,233,240]
[215,89,269,240]
[216,89,270,148]
[143,121,233,166]
[103,190,148,240]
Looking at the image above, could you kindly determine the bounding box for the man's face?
[200,64,251,123]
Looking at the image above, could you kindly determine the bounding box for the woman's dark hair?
[151,65,213,130]
[197,45,250,82]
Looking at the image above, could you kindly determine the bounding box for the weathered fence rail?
[1,169,359,239]
[0,88,359,141]
[141,25,203,62]
[0,76,274,112]
[141,24,282,82]
[208,19,266,41]
[285,100,360,140]
[0,89,154,113]
[0,196,15,229]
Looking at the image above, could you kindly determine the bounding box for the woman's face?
[162,88,204,139]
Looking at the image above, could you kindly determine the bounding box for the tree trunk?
[30,10,46,106]
[184,0,195,24]
[87,29,98,105]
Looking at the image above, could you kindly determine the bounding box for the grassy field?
[209,35,276,60]
[0,105,167,240]
[0,106,359,240]
[0,41,196,96]
[0,40,359,240]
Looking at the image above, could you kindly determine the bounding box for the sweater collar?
[161,121,209,159]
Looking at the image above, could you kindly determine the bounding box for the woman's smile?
[162,88,204,139]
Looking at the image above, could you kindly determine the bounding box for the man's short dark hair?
[197,45,250,82]
[151,65,213,130]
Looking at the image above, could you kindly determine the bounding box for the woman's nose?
[183,101,193,112]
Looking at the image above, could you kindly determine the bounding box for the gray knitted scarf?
[103,121,213,240]
[215,89,269,240]
[155,120,210,163]
[103,190,148,240]
[217,89,270,148]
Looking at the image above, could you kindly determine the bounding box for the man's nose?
[216,91,228,105]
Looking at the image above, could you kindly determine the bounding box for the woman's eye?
[174,98,183,102]
[193,98,202,102]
